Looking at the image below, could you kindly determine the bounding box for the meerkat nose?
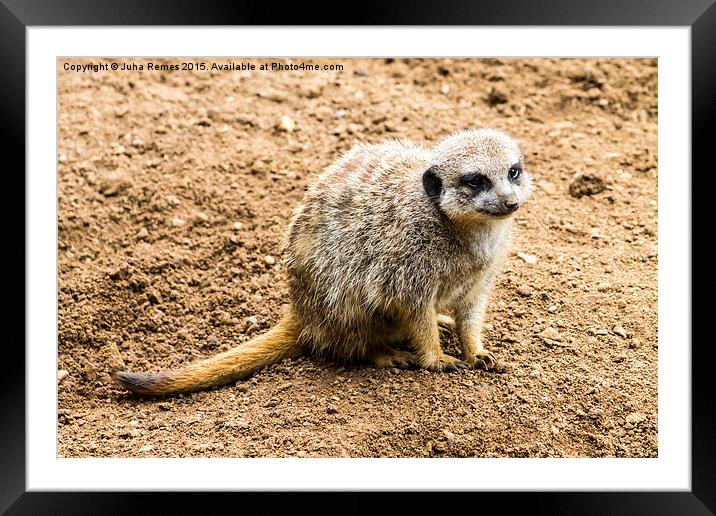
[503,199,519,212]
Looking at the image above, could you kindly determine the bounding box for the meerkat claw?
[469,351,497,370]
[373,348,416,369]
[423,355,469,372]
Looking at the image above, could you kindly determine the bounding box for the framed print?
[4,0,713,513]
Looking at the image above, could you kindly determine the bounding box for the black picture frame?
[3,1,711,514]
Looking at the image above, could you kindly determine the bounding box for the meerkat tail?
[113,313,301,396]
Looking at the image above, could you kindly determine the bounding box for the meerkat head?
[423,128,533,223]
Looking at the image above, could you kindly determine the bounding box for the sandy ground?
[57,57,657,458]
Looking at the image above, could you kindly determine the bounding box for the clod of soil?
[569,173,607,198]
[486,86,509,106]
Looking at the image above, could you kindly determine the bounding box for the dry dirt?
[57,57,658,458]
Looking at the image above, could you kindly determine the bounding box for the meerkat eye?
[508,164,522,182]
[462,173,491,192]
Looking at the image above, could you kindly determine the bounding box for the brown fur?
[114,128,532,396]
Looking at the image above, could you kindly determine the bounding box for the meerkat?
[115,128,533,395]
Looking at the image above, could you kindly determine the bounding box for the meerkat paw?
[420,353,469,373]
[465,350,497,371]
[373,348,416,369]
[437,314,456,334]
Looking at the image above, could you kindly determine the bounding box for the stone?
[517,252,538,264]
[277,115,296,132]
[626,412,646,425]
[516,285,533,297]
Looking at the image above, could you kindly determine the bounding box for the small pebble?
[58,369,69,382]
[540,327,562,341]
[171,218,186,227]
[99,171,133,197]
[147,289,162,305]
[613,325,628,338]
[136,228,149,240]
[264,255,276,265]
[277,382,293,392]
[517,252,538,264]
[278,115,295,132]
[232,222,243,231]
[139,445,154,453]
[516,285,533,297]
[537,180,556,194]
[625,412,646,425]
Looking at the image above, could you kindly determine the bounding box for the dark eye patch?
[461,173,491,192]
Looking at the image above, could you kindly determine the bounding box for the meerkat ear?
[422,166,442,201]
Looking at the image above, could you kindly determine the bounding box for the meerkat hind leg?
[437,314,456,333]
[372,345,416,369]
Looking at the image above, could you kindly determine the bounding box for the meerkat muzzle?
[502,199,520,213]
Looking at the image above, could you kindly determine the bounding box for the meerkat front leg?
[404,308,468,372]
[454,282,498,370]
